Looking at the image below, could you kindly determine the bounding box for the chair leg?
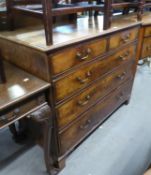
[103,0,112,30]
[137,0,144,21]
[6,0,14,30]
[41,0,53,45]
[88,0,93,17]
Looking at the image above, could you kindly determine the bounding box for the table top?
[0,14,141,52]
[139,12,151,26]
[0,62,50,111]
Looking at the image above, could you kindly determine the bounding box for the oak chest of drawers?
[0,22,140,174]
[51,27,138,160]
[140,25,151,59]
[138,23,151,60]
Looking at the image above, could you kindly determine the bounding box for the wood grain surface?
[0,61,50,111]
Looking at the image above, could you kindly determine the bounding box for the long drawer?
[56,62,133,130]
[50,38,107,75]
[59,80,132,155]
[54,44,136,103]
[109,27,138,50]
[0,95,46,128]
[142,37,151,58]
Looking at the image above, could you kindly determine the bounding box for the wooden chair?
[103,0,143,30]
[6,0,142,45]
[141,0,151,10]
[6,0,102,45]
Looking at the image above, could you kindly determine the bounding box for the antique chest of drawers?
[136,13,151,60]
[141,25,151,60]
[51,27,139,160]
[140,25,151,59]
[0,20,140,173]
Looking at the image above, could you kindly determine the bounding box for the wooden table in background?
[0,61,53,173]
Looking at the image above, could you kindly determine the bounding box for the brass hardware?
[119,51,130,61]
[80,119,91,130]
[7,108,20,121]
[121,33,130,43]
[76,48,91,61]
[7,115,17,121]
[117,72,126,80]
[14,108,20,114]
[125,51,130,57]
[77,71,92,84]
[119,55,126,61]
[77,95,91,106]
[87,48,92,54]
[0,115,7,121]
[119,96,123,100]
[0,108,20,122]
[117,92,124,101]
[146,45,151,51]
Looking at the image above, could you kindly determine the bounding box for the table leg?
[29,105,58,174]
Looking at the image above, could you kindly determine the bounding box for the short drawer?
[0,95,46,128]
[109,28,138,50]
[54,44,136,102]
[144,26,151,37]
[50,38,107,75]
[56,63,133,130]
[59,80,133,155]
[142,37,151,58]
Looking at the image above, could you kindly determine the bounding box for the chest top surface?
[140,12,151,26]
[0,62,50,111]
[0,15,140,52]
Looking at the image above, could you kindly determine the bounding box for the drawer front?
[57,63,133,130]
[109,28,138,50]
[54,44,136,102]
[142,37,151,58]
[0,95,46,128]
[50,38,107,75]
[59,80,133,155]
[144,27,151,37]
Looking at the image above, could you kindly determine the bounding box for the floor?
[1,64,151,175]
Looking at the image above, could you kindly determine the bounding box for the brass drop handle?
[119,51,130,61]
[117,92,124,101]
[0,115,7,121]
[77,95,91,106]
[121,33,130,43]
[77,71,92,84]
[146,45,151,51]
[76,48,92,61]
[80,119,91,130]
[7,108,20,121]
[7,115,16,121]
[117,72,126,80]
